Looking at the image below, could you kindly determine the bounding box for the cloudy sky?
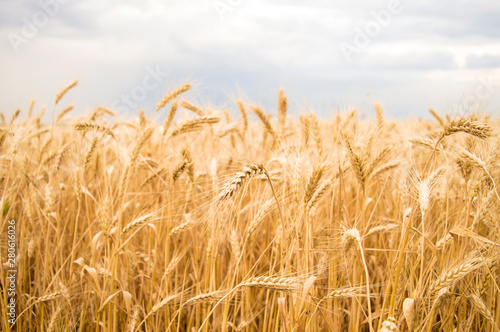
[1,0,500,120]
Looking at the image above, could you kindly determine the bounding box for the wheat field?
[1,81,499,331]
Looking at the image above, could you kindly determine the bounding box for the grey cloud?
[466,53,500,69]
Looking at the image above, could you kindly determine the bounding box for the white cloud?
[0,0,499,118]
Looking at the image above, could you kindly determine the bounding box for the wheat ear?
[55,80,78,105]
[56,105,73,124]
[155,83,192,113]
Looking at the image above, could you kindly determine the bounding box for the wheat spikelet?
[138,109,146,129]
[148,294,179,316]
[418,167,443,218]
[155,83,192,113]
[218,122,240,138]
[246,199,276,238]
[56,105,74,124]
[44,184,54,216]
[375,102,384,128]
[52,146,67,173]
[28,99,35,118]
[455,147,487,170]
[343,138,366,190]
[130,127,154,167]
[371,162,399,179]
[403,298,416,331]
[302,113,323,156]
[37,291,62,303]
[428,108,444,125]
[172,160,188,182]
[83,136,99,172]
[229,229,242,260]
[10,109,20,124]
[304,165,325,204]
[278,88,287,133]
[170,213,196,234]
[307,179,331,216]
[121,214,154,236]
[249,105,278,141]
[300,114,311,146]
[170,115,220,137]
[55,80,78,105]
[366,146,391,176]
[241,276,302,292]
[324,287,365,299]
[409,137,442,151]
[27,239,36,259]
[74,122,115,138]
[218,163,266,200]
[180,99,203,116]
[126,305,141,332]
[184,291,224,306]
[90,107,115,121]
[342,227,361,252]
[38,138,52,163]
[435,232,454,251]
[163,101,178,135]
[472,190,494,230]
[35,106,46,125]
[117,128,154,202]
[418,178,431,217]
[456,157,474,183]
[57,281,70,303]
[42,150,59,166]
[73,169,82,204]
[158,253,185,289]
[47,305,63,332]
[431,257,483,294]
[140,167,166,188]
[364,223,399,238]
[469,294,499,331]
[236,100,248,133]
[442,118,491,139]
[379,317,399,332]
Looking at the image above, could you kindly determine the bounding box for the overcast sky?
[1,0,500,120]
